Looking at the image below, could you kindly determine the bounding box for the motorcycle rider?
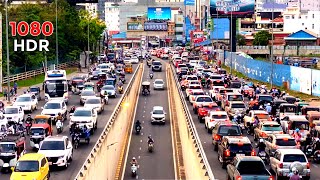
[135,120,141,131]
[56,112,63,122]
[265,103,272,114]
[147,135,154,145]
[201,77,206,87]
[130,157,138,166]
[149,70,154,78]
[69,106,76,114]
[312,138,320,154]
[304,134,312,152]
[293,128,302,143]
[25,114,33,125]
[289,167,301,180]
[70,122,77,134]
[256,138,266,154]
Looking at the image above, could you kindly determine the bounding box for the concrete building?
[78,3,98,18]
[105,2,120,34]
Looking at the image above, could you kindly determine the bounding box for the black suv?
[212,121,242,151]
[217,136,254,168]
[152,61,162,72]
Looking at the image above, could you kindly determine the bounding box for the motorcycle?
[305,144,313,158]
[72,133,80,149]
[25,122,32,135]
[258,151,267,163]
[131,164,137,177]
[118,86,124,94]
[148,142,154,153]
[135,125,141,135]
[56,122,63,134]
[149,73,154,79]
[314,150,320,163]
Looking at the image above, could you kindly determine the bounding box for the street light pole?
[55,0,59,65]
[230,10,233,75]
[270,1,274,87]
[87,18,90,71]
[5,0,11,103]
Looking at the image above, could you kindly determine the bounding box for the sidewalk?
[3,69,87,107]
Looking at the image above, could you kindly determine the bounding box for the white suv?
[41,100,68,123]
[38,136,73,169]
[3,106,24,123]
[204,111,229,133]
[13,94,38,112]
[70,107,98,134]
[150,106,166,124]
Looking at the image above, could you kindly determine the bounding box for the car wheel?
[69,152,73,162]
[207,126,211,133]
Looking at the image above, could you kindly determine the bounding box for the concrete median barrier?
[167,64,215,180]
[74,63,144,180]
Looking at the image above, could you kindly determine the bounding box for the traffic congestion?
[150,47,320,180]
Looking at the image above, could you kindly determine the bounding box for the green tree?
[253,30,272,46]
[236,34,246,46]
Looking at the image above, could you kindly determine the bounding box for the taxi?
[10,153,50,180]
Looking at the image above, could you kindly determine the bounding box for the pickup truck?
[227,156,272,180]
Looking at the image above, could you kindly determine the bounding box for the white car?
[153,79,165,90]
[150,106,166,124]
[80,90,96,105]
[100,85,117,98]
[13,94,38,112]
[188,90,205,104]
[123,57,131,64]
[131,56,139,64]
[84,97,104,114]
[41,100,68,122]
[70,107,98,134]
[3,106,24,123]
[204,111,229,133]
[38,136,73,169]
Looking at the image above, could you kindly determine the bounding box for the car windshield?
[189,86,201,90]
[102,86,114,90]
[283,154,307,162]
[76,81,84,85]
[237,161,266,175]
[187,77,198,81]
[30,88,38,92]
[229,144,252,152]
[34,119,47,124]
[4,108,18,114]
[212,114,228,119]
[259,96,273,102]
[15,161,39,172]
[0,144,15,153]
[192,92,205,95]
[276,139,297,146]
[153,110,164,114]
[228,95,243,101]
[86,99,100,104]
[153,62,161,65]
[93,71,101,75]
[230,82,241,88]
[44,103,61,109]
[74,110,91,117]
[210,76,222,80]
[155,81,163,84]
[219,90,233,94]
[178,64,187,68]
[31,128,45,135]
[218,126,241,135]
[16,97,31,102]
[40,141,64,150]
[196,97,212,102]
[261,124,282,131]
[231,103,245,108]
[256,114,269,119]
[292,122,309,130]
[82,91,95,96]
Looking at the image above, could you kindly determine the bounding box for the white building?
[78,3,98,18]
[283,6,320,36]
[105,3,120,33]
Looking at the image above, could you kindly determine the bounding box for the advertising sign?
[210,0,255,17]
[144,22,168,31]
[147,7,171,20]
[127,22,144,31]
[184,0,195,5]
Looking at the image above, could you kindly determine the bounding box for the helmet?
[292,167,298,174]
[58,112,61,115]
[148,135,151,138]
[295,128,300,133]
[259,139,264,143]
[132,157,136,160]
[28,114,31,117]
[267,103,270,106]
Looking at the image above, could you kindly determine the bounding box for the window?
[41,158,47,167]
[312,24,314,29]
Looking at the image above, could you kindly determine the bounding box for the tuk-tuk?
[84,82,95,91]
[142,81,150,96]
[281,115,310,142]
[34,115,51,124]
[279,103,297,119]
[124,63,133,73]
[301,106,320,115]
[273,99,288,111]
[29,86,41,100]
[29,124,52,149]
[306,111,320,126]
[105,78,116,87]
[295,102,310,115]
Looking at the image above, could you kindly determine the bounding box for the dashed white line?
[139,147,142,150]
[136,175,139,179]
[141,133,144,135]
[138,156,141,159]
[312,164,319,168]
[142,116,145,118]
[140,140,143,143]
[143,106,146,108]
[142,121,144,123]
[143,110,145,113]
[203,142,206,144]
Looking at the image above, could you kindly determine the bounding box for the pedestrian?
[78,63,81,72]
[13,82,18,94]
[3,87,8,101]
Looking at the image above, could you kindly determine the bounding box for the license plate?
[308,149,312,152]
[49,162,52,165]
[318,154,320,157]
[236,154,245,157]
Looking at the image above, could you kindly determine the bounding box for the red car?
[197,103,220,123]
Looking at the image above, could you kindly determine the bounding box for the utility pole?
[230,10,233,75]
[55,0,59,65]
[5,0,10,102]
[0,13,3,93]
[87,18,90,72]
[270,1,274,87]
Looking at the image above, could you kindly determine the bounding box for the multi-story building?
[78,3,98,18]
[105,2,120,34]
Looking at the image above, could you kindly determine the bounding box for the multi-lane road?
[123,61,175,179]
[2,65,138,180]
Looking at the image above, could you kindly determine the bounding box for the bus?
[44,70,69,104]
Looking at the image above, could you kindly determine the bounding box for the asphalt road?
[124,61,175,179]
[168,61,320,180]
[1,64,138,180]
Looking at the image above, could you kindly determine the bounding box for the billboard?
[144,22,168,31]
[184,0,195,5]
[127,22,144,31]
[147,7,171,20]
[210,0,255,17]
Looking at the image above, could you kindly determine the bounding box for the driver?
[118,80,124,88]
[135,120,141,129]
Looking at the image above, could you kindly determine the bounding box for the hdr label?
[10,21,54,52]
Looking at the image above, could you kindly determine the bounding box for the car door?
[18,107,24,120]
[61,102,67,115]
[40,157,48,179]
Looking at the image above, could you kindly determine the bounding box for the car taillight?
[192,97,195,101]
[260,132,267,137]
[251,150,256,156]
[224,149,230,157]
[236,175,242,180]
[272,144,278,149]
[213,134,221,141]
[279,163,283,168]
[307,162,310,169]
[210,119,215,122]
[269,176,274,180]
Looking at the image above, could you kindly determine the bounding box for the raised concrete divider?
[167,64,215,180]
[74,63,143,180]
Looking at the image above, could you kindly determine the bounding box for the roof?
[75,107,92,111]
[252,110,268,114]
[31,124,50,128]
[34,115,51,119]
[263,2,287,9]
[224,136,251,144]
[210,111,228,115]
[262,121,279,125]
[153,106,164,110]
[44,135,67,141]
[19,153,45,161]
[237,156,262,161]
[284,30,317,40]
[276,149,304,155]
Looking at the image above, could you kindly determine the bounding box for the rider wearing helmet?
[69,106,76,114]
[130,157,138,165]
[147,135,154,144]
[25,114,33,125]
[293,128,302,143]
[313,138,320,153]
[56,112,63,121]
[135,120,141,130]
[256,138,266,153]
[289,167,300,180]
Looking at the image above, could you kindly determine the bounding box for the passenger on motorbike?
[130,157,138,166]
[256,139,266,153]
[289,167,301,180]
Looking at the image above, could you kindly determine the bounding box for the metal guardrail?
[3,61,78,84]
[74,64,141,180]
[169,64,215,180]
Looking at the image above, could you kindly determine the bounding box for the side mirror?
[34,144,39,149]
[41,107,44,110]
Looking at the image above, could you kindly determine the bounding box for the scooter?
[314,150,320,163]
[72,133,80,149]
[258,151,267,163]
[131,164,137,177]
[149,73,154,79]
[148,142,154,153]
[56,122,63,134]
[135,125,141,135]
[118,86,124,94]
[305,144,313,158]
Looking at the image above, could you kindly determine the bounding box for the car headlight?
[58,155,65,160]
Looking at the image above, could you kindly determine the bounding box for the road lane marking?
[143,110,145,113]
[139,147,141,150]
[312,164,318,168]
[141,133,143,135]
[136,175,139,179]
[140,140,142,143]
[138,156,140,159]
[142,121,144,123]
[142,116,144,118]
[143,106,145,108]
